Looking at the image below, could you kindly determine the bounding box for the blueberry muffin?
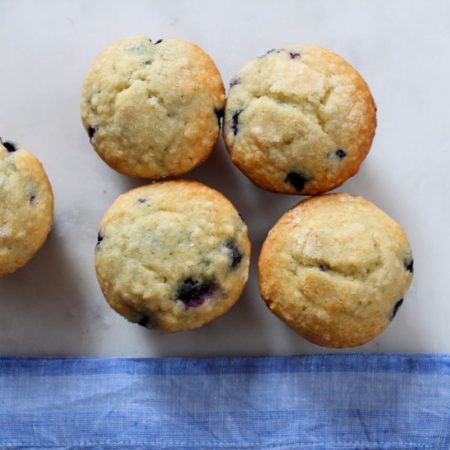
[0,139,54,276]
[224,46,377,195]
[95,180,250,331]
[258,193,413,348]
[81,36,225,178]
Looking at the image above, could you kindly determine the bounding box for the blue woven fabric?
[0,353,449,449]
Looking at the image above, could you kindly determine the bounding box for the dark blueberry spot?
[96,232,104,249]
[284,171,310,191]
[266,49,279,55]
[335,149,347,159]
[230,77,241,88]
[258,49,280,58]
[214,107,224,128]
[3,141,17,153]
[29,195,36,205]
[138,198,146,204]
[154,39,163,44]
[390,298,404,321]
[87,126,98,141]
[137,314,151,328]
[231,110,243,136]
[405,259,414,273]
[226,240,243,269]
[144,60,152,65]
[319,264,329,272]
[177,278,214,308]
[289,51,301,59]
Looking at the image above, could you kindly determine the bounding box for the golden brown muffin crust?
[258,193,413,347]
[224,46,376,195]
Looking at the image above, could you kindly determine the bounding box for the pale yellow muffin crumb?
[95,180,250,332]
[0,139,53,276]
[81,36,225,178]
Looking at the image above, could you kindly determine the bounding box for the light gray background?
[0,0,448,356]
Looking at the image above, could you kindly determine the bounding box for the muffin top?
[259,193,413,347]
[0,140,54,276]
[81,36,225,178]
[224,45,376,195]
[95,180,250,332]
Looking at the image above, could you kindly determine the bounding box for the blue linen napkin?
[0,353,449,449]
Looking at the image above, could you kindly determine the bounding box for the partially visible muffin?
[0,139,54,276]
[95,180,250,332]
[258,193,413,348]
[81,36,225,178]
[224,46,376,195]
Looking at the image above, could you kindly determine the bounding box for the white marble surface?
[0,0,448,356]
